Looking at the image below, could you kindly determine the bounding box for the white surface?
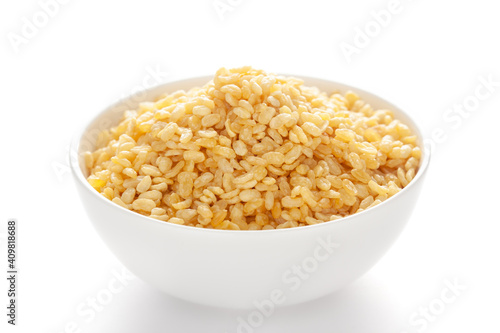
[0,0,499,332]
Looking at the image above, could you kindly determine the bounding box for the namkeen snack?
[85,67,421,230]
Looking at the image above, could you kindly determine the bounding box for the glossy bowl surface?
[71,75,430,308]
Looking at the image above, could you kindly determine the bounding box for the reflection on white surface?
[83,276,400,333]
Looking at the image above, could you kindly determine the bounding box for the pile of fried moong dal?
[85,67,421,230]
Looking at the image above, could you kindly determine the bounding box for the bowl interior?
[71,74,430,230]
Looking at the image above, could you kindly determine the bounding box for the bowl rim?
[70,73,431,234]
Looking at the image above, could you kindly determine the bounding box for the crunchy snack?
[85,67,421,230]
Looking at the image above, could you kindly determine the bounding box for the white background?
[1,0,499,332]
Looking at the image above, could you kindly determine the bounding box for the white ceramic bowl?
[71,75,430,309]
